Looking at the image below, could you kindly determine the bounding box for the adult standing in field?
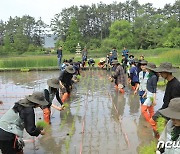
[122,47,129,61]
[81,47,88,67]
[152,62,180,122]
[57,46,63,70]
[109,60,126,93]
[141,63,158,130]
[134,60,149,105]
[0,92,48,154]
[111,47,118,60]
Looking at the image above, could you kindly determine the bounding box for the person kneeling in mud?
[109,60,126,93]
[42,78,65,124]
[59,65,75,103]
[0,92,48,154]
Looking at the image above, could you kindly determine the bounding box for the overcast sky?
[0,0,176,24]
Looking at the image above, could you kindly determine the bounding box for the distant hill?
[43,34,57,48]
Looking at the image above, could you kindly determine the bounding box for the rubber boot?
[141,105,150,122]
[43,108,51,124]
[62,92,69,103]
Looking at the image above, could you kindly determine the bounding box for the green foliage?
[109,20,134,49]
[163,27,180,48]
[87,39,101,50]
[64,18,82,53]
[139,141,156,154]
[157,116,167,134]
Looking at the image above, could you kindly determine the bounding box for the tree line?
[0,0,179,54]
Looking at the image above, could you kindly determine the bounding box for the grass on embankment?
[0,48,179,69]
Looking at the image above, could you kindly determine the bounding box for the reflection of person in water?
[136,115,154,152]
[39,129,63,154]
[129,94,140,115]
[111,92,126,118]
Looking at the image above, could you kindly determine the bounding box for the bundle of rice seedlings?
[36,120,49,130]
[157,80,167,86]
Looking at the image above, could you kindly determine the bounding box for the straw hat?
[159,97,180,120]
[100,58,105,63]
[47,78,60,89]
[65,65,75,74]
[146,62,157,71]
[26,92,48,106]
[155,62,177,73]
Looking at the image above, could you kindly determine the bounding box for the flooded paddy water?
[0,69,180,154]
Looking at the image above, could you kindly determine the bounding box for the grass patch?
[20,68,30,72]
[157,116,167,134]
[139,141,156,154]
[0,48,179,68]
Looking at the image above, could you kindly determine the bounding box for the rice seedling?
[157,80,167,86]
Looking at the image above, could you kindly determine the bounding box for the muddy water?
[0,69,180,154]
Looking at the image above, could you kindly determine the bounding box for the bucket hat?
[146,62,157,71]
[154,62,177,73]
[47,78,60,89]
[139,60,148,65]
[65,65,75,74]
[159,97,180,120]
[129,55,134,58]
[26,92,49,106]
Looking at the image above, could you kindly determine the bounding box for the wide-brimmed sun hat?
[65,65,75,74]
[111,60,119,65]
[159,97,180,120]
[140,60,148,65]
[146,62,157,71]
[154,62,177,73]
[26,92,48,106]
[47,78,60,89]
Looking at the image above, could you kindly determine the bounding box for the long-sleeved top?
[146,74,158,93]
[112,65,126,86]
[130,66,139,83]
[0,105,41,140]
[162,77,180,109]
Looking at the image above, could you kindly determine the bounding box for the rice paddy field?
[0,69,180,154]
